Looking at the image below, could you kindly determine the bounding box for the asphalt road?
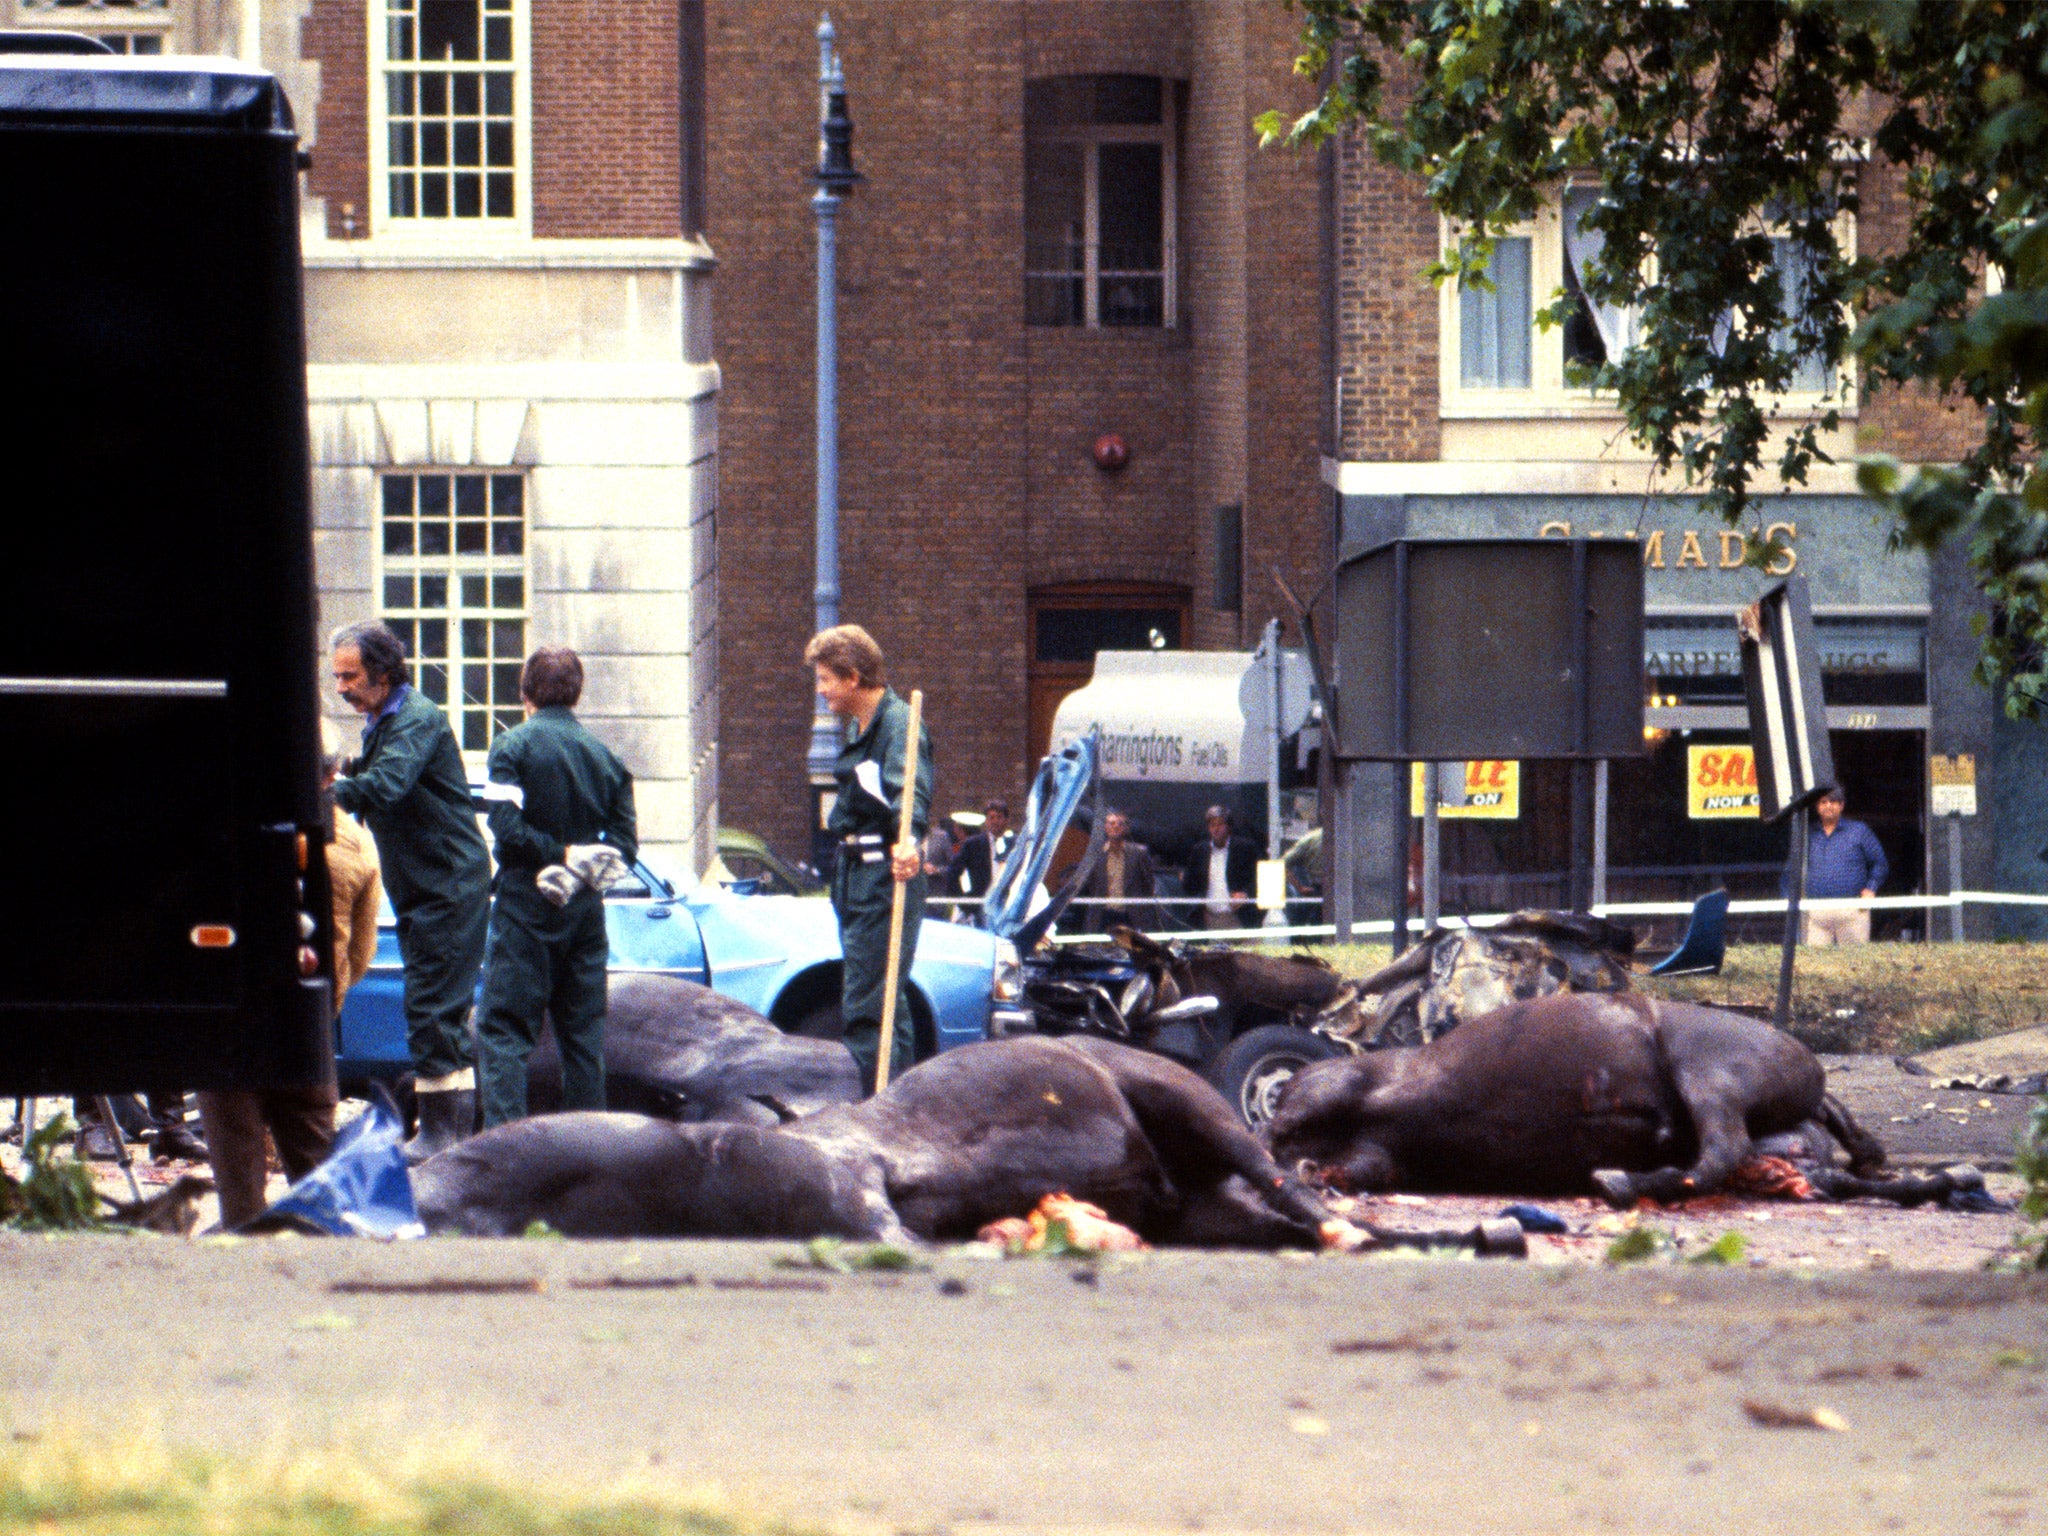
[3,1233,2046,1535]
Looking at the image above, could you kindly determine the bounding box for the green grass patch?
[1301,940,2048,1056]
[0,1428,823,1536]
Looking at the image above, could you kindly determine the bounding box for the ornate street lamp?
[807,13,862,869]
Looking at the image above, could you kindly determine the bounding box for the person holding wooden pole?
[805,625,931,1090]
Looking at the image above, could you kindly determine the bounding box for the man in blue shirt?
[1799,788,1888,945]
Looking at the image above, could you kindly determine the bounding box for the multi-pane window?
[1458,237,1532,389]
[1024,75,1176,328]
[1446,193,1843,405]
[383,0,516,221]
[14,0,170,51]
[379,471,527,752]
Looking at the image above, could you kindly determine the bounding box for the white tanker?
[1048,643,1317,871]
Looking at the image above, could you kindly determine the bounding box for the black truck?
[0,38,333,1095]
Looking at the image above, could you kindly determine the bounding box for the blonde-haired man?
[805,624,931,1086]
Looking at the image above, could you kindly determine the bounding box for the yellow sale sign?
[1410,760,1520,819]
[1688,744,1760,818]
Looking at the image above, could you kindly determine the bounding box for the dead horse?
[413,1036,1525,1253]
[1266,991,1968,1208]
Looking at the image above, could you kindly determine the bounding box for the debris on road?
[1330,1332,1455,1356]
[977,1193,1148,1256]
[1743,1400,1849,1431]
[329,1277,545,1296]
[1498,1203,1569,1234]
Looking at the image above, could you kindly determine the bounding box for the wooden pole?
[873,688,923,1095]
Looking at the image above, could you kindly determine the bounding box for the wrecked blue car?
[333,807,1035,1095]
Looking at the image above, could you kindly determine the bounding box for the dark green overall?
[829,689,931,1087]
[475,705,638,1128]
[332,685,491,1082]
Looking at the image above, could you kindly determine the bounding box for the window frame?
[1024,79,1178,330]
[374,468,532,763]
[367,0,533,243]
[1438,194,1856,419]
[9,0,174,52]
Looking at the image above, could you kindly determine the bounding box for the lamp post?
[806,13,861,869]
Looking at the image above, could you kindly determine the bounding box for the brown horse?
[1262,991,1961,1209]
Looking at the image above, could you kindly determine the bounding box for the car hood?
[983,729,1103,948]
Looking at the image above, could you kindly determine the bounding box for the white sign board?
[1930,753,1977,817]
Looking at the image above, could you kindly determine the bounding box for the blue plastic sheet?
[246,1084,423,1238]
[1498,1203,1569,1235]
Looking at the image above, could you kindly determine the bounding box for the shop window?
[377,0,520,224]
[1024,74,1176,329]
[379,470,528,752]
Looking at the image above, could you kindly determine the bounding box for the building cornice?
[1321,456,1868,498]
[306,361,722,402]
[303,236,717,272]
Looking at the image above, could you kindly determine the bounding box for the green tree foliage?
[1260,0,2048,712]
[0,1116,103,1232]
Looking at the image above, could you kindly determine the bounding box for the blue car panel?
[333,853,1001,1087]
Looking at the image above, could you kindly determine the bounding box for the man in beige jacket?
[197,721,381,1228]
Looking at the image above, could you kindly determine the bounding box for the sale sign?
[1410,760,1520,819]
[1688,744,1760,818]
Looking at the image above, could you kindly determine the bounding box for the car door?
[603,859,708,981]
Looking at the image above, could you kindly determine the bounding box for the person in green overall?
[475,646,638,1129]
[330,620,491,1164]
[805,624,931,1088]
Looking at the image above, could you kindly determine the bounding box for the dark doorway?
[1027,582,1189,765]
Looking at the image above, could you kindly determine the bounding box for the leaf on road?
[291,1312,355,1332]
[1687,1231,1749,1265]
[1604,1227,1672,1264]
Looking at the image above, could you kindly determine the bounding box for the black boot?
[149,1118,209,1163]
[403,1088,475,1166]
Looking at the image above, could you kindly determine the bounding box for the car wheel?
[789,1000,847,1043]
[1207,1024,1342,1130]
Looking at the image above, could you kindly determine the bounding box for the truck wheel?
[1208,1025,1342,1129]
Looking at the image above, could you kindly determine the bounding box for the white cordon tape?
[1044,890,2048,946]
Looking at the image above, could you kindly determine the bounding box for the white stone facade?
[303,249,721,874]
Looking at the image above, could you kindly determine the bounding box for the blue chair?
[1648,889,1730,977]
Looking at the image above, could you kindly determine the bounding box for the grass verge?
[0,1427,817,1536]
[1300,940,2048,1056]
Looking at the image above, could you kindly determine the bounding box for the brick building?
[1324,119,2046,934]
[708,1,2044,934]
[6,0,723,872]
[705,0,1326,863]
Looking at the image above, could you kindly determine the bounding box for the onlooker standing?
[1072,810,1159,934]
[1799,787,1888,946]
[196,720,376,1228]
[1182,805,1258,929]
[806,624,931,1087]
[946,798,1012,909]
[475,647,638,1130]
[329,619,491,1163]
